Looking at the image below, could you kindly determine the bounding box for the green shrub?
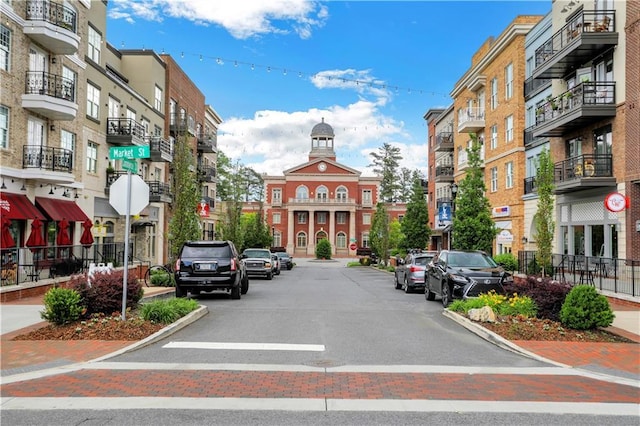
[150,268,174,286]
[40,287,84,325]
[140,297,199,324]
[70,270,143,317]
[386,266,395,272]
[493,253,518,272]
[560,285,614,330]
[499,293,537,317]
[448,291,537,318]
[315,239,332,259]
[346,261,362,267]
[360,257,372,266]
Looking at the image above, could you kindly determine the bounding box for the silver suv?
[241,248,274,280]
[394,250,438,293]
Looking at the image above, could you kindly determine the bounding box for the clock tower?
[309,118,336,162]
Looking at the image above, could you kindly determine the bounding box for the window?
[505,63,513,99]
[336,232,347,248]
[490,77,498,109]
[273,231,281,247]
[362,232,370,248]
[336,212,346,224]
[169,99,177,125]
[154,85,163,112]
[108,96,119,118]
[87,83,100,119]
[27,117,45,145]
[398,215,404,222]
[316,185,328,199]
[490,167,498,192]
[594,125,612,155]
[336,186,347,201]
[61,129,75,154]
[61,66,76,101]
[297,212,307,224]
[317,212,327,224]
[363,213,371,225]
[505,161,513,189]
[273,212,281,224]
[505,115,513,142]
[87,26,101,63]
[86,141,97,173]
[0,24,10,71]
[490,124,498,149]
[296,185,308,199]
[362,189,372,205]
[297,232,307,248]
[0,105,8,149]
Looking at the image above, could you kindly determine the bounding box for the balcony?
[532,82,616,137]
[434,165,454,183]
[201,196,215,209]
[147,181,172,203]
[524,125,548,148]
[106,118,146,146]
[434,132,454,152]
[197,132,217,153]
[22,145,73,173]
[532,10,618,80]
[148,136,173,162]
[24,0,79,54]
[524,176,537,195]
[523,76,551,99]
[21,71,77,121]
[457,145,485,171]
[197,165,216,183]
[553,154,616,194]
[169,113,195,136]
[287,197,356,207]
[458,107,485,133]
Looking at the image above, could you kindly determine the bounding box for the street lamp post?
[450,182,458,250]
[272,226,275,248]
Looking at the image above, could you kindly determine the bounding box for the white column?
[349,208,356,249]
[287,210,294,253]
[307,209,314,256]
[329,209,336,255]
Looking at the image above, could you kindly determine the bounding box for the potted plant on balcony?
[106,165,115,174]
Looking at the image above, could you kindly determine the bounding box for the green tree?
[401,177,432,250]
[388,218,404,252]
[240,211,272,251]
[168,137,201,261]
[315,238,332,259]
[452,133,496,253]
[369,143,402,202]
[396,167,413,202]
[535,148,555,276]
[370,202,390,265]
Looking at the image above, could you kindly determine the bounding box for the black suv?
[174,240,248,299]
[425,250,511,307]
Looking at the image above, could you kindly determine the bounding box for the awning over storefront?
[495,221,512,230]
[35,197,90,222]
[0,192,45,220]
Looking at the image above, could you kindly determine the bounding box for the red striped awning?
[35,197,90,222]
[0,192,45,220]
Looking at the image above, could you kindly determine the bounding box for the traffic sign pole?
[121,170,132,321]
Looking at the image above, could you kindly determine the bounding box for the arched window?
[273,231,281,247]
[336,232,347,248]
[336,186,348,201]
[296,185,308,199]
[296,232,307,248]
[316,185,328,200]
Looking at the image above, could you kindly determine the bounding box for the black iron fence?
[518,251,639,297]
[24,71,75,101]
[25,0,77,33]
[22,145,73,172]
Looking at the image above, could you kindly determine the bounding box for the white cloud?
[108,0,328,39]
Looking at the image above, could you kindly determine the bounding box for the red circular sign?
[349,243,357,251]
[197,201,210,217]
[604,192,628,213]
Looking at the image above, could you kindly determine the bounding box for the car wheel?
[404,277,411,293]
[241,274,249,294]
[230,284,241,299]
[441,282,451,307]
[276,269,281,276]
[267,272,273,280]
[175,285,186,298]
[394,273,402,290]
[425,281,435,301]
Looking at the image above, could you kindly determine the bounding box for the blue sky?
[106,0,551,177]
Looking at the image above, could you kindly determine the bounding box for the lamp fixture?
[450,182,459,199]
[522,236,528,244]
[50,124,55,131]
[62,188,70,198]
[0,179,5,190]
[48,185,55,195]
[20,182,26,191]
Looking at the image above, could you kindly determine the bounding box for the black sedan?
[425,250,512,307]
[275,252,293,270]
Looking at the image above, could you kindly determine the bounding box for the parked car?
[270,253,281,275]
[275,252,293,270]
[394,250,438,293]
[425,249,511,307]
[174,240,248,299]
[241,248,274,280]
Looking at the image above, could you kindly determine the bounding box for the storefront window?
[591,225,604,257]
[573,225,585,255]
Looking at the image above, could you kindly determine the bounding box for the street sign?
[109,174,149,216]
[109,145,150,160]
[121,158,137,173]
[349,243,357,251]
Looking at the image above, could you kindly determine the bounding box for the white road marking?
[162,341,325,351]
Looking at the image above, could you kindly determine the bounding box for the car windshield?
[414,256,433,266]
[448,252,497,268]
[181,245,231,258]
[276,253,290,258]
[244,250,271,259]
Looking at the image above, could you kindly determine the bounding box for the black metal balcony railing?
[24,71,75,102]
[535,10,615,68]
[147,136,173,162]
[435,132,454,151]
[535,81,615,126]
[554,154,612,183]
[26,0,77,33]
[106,118,146,138]
[22,145,73,172]
[435,165,454,178]
[147,181,172,203]
[523,76,551,99]
[524,176,537,195]
[197,165,216,182]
